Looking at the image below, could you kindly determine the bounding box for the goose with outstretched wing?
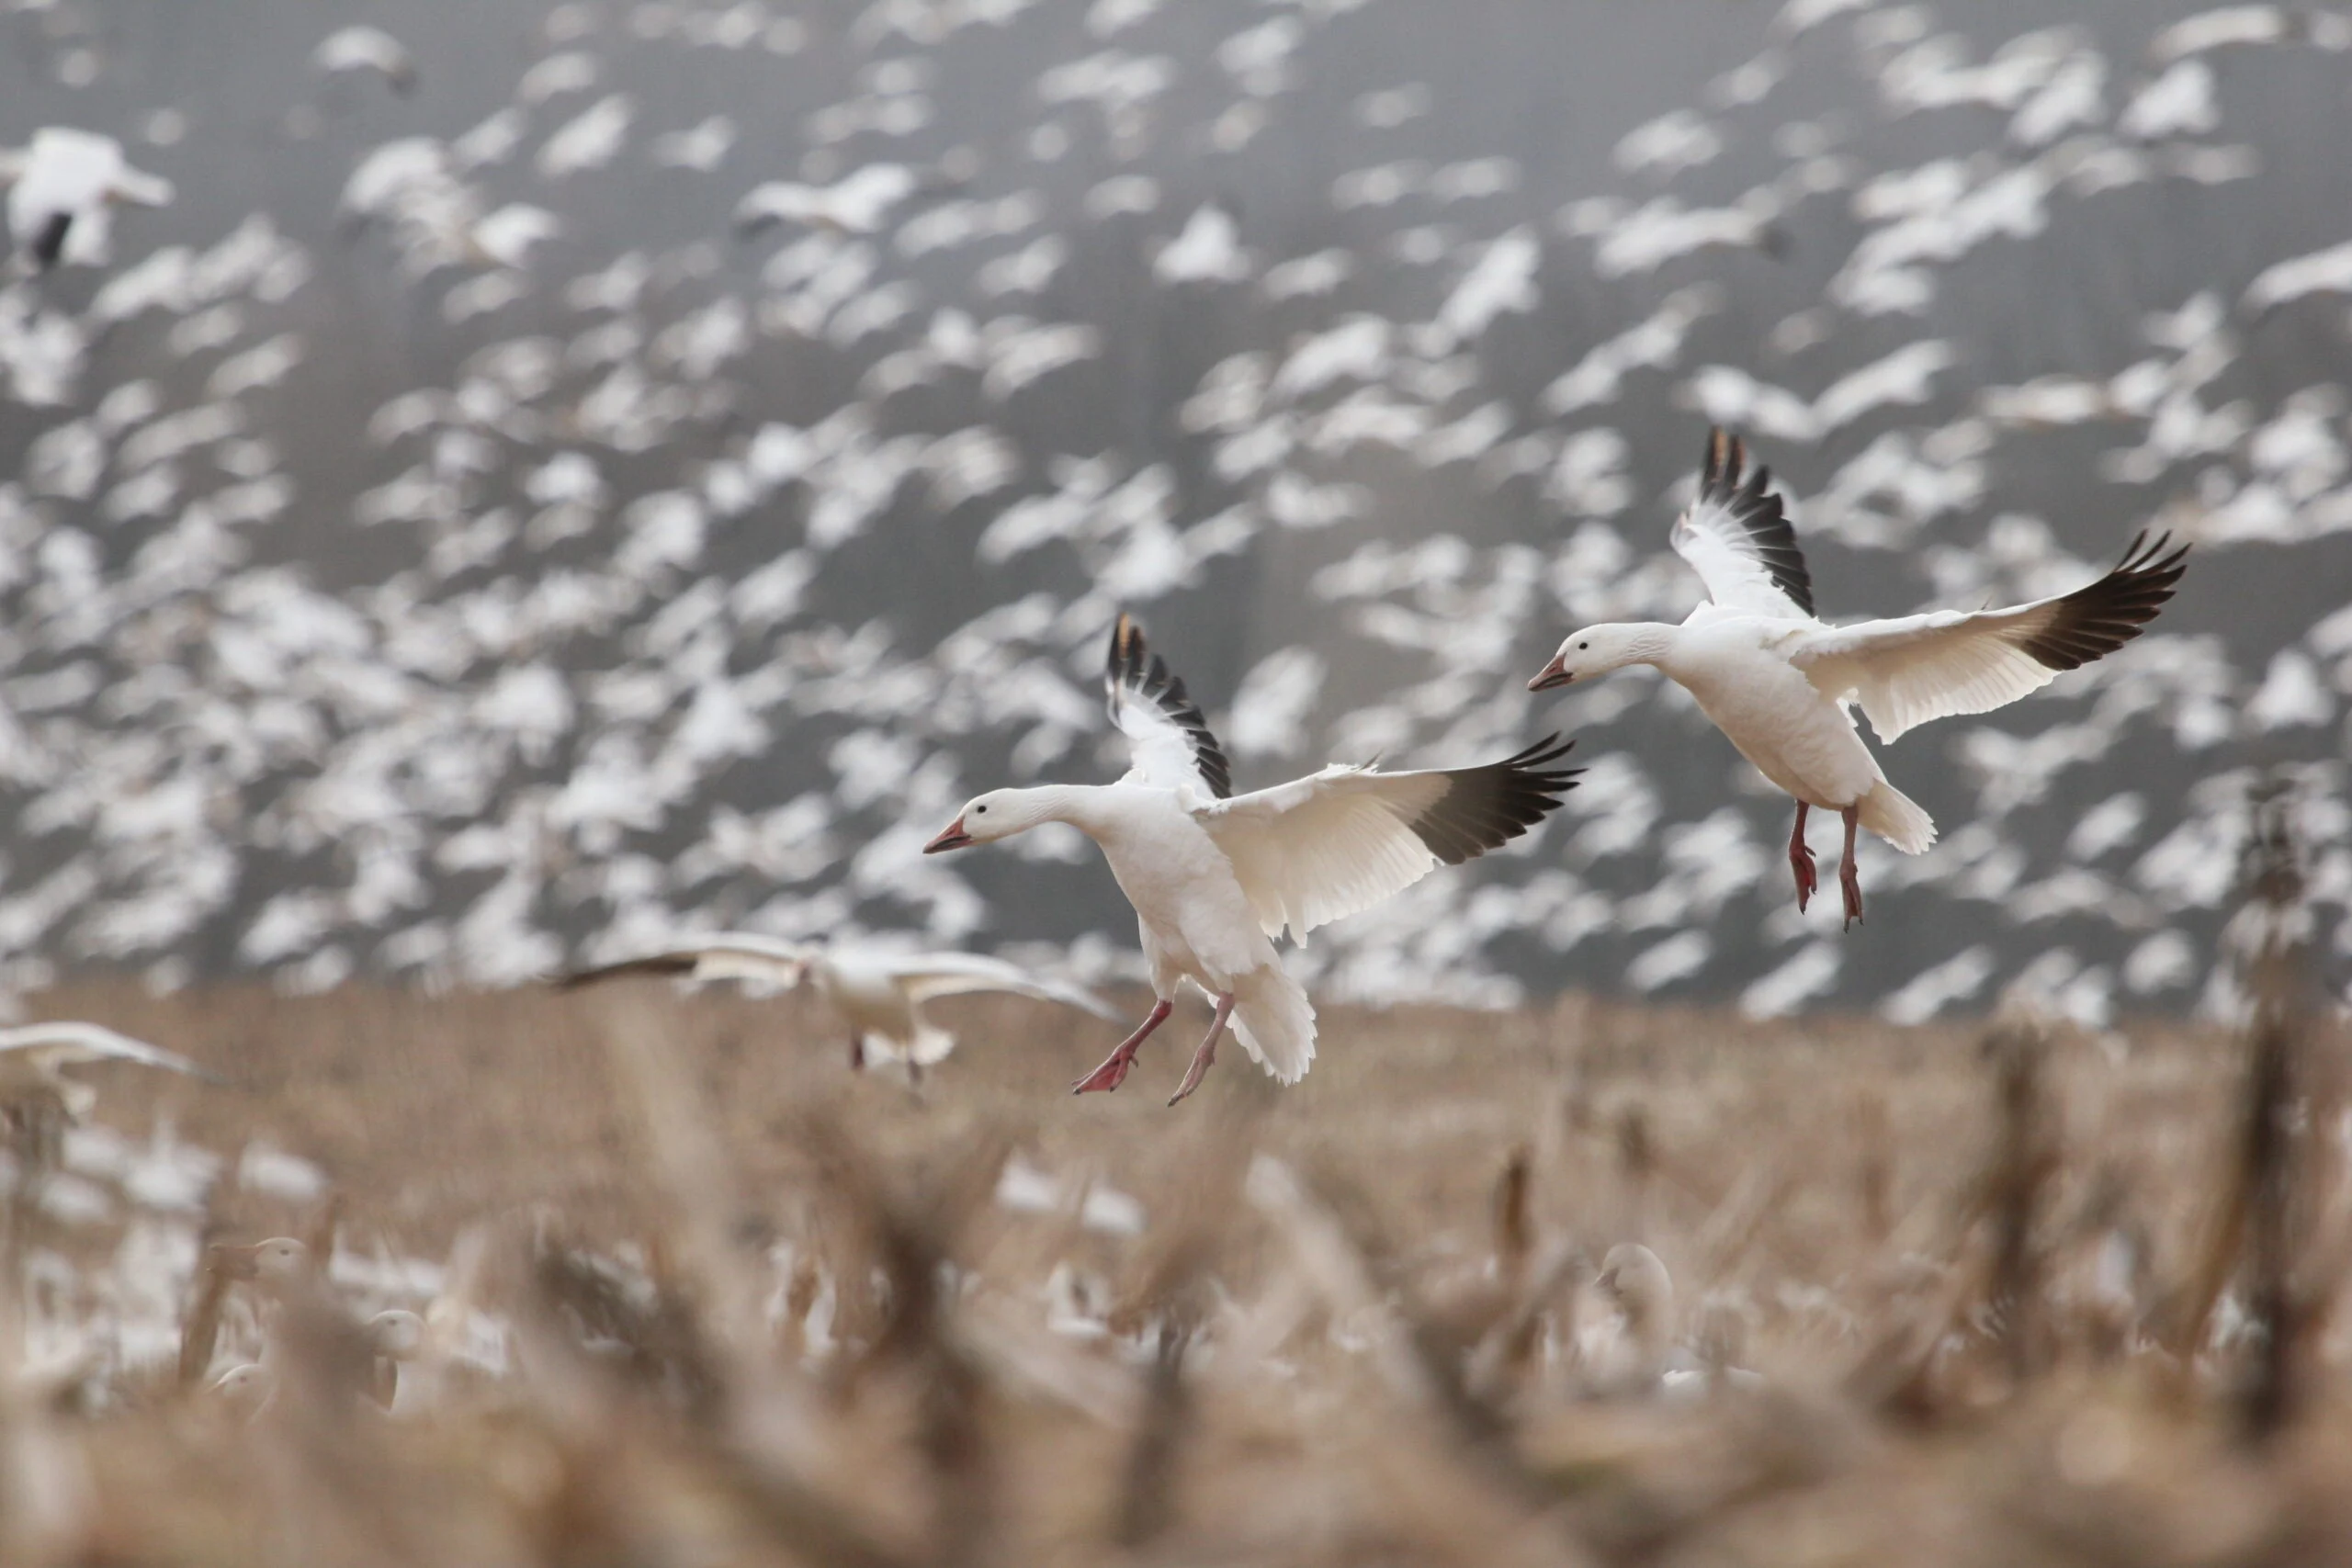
[925,614,1581,1104]
[562,934,1118,1077]
[1531,427,2188,926]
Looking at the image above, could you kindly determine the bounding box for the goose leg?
[1787,803,1817,912]
[1072,1000,1172,1095]
[1839,806,1864,929]
[1168,993,1235,1107]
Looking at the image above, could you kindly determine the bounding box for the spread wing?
[1196,738,1579,943]
[1104,613,1232,797]
[560,934,816,989]
[1789,531,2188,743]
[0,1021,225,1082]
[886,953,1123,1020]
[1670,427,1816,620]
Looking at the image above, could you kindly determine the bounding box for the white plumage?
[0,128,175,274]
[562,934,1118,1075]
[0,1021,225,1120]
[311,26,418,93]
[1532,428,2187,926]
[924,615,1579,1102]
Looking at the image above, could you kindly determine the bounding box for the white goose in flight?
[0,1021,226,1120]
[924,615,1581,1104]
[1530,429,2188,926]
[561,936,1119,1077]
[0,128,175,274]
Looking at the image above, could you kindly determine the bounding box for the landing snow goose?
[924,615,1581,1104]
[1530,428,2188,926]
[0,1021,226,1120]
[561,935,1120,1077]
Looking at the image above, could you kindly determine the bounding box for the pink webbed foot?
[1073,999,1172,1095]
[1787,802,1817,913]
[1166,994,1235,1107]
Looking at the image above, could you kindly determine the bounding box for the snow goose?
[310,25,418,95]
[0,128,175,273]
[561,936,1119,1077]
[1530,429,2188,926]
[0,1021,226,1122]
[924,615,1582,1103]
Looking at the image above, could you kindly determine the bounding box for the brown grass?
[1,933,2346,1566]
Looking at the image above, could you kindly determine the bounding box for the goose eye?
[974,805,987,814]
[1577,641,1589,650]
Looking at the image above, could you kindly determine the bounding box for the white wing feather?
[1788,532,2189,743]
[1103,614,1233,796]
[1670,429,1816,622]
[1789,612,2069,743]
[1196,766,1454,944]
[1109,690,1212,793]
[0,1021,220,1080]
[889,953,1122,1020]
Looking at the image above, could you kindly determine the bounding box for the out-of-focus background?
[3,0,2346,1023]
[13,8,2352,1562]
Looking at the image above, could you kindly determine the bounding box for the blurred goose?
[0,1021,224,1120]
[1589,1243,1759,1397]
[561,936,1120,1076]
[1531,429,2188,926]
[0,128,174,273]
[311,25,417,94]
[1588,1243,1677,1391]
[924,615,1580,1103]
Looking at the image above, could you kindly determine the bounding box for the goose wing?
[885,953,1123,1020]
[1789,531,2188,743]
[0,1021,224,1082]
[1196,738,1579,943]
[1670,427,1816,621]
[1104,613,1233,797]
[560,934,816,989]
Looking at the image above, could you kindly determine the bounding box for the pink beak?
[1528,653,1572,692]
[922,816,974,854]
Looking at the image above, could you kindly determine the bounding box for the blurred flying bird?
[560,934,1119,1075]
[1531,430,2187,927]
[310,26,418,94]
[924,615,1581,1103]
[0,1021,226,1120]
[0,128,175,273]
[735,164,920,235]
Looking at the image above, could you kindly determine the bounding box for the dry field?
[3,949,2348,1566]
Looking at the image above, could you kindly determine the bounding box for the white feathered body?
[1069,784,1317,1083]
[809,955,949,1066]
[1662,609,1932,852]
[1532,433,2183,865]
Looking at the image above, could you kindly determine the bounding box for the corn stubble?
[1,791,2348,1563]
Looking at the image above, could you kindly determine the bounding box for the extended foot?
[1071,1048,1137,1095]
[1167,994,1235,1107]
[1788,803,1816,912]
[1839,805,1864,929]
[1072,999,1172,1096]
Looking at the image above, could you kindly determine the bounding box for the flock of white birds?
[0,0,2347,1039]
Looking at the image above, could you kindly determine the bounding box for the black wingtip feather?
[1404,736,1583,867]
[1698,425,1815,618]
[28,210,71,272]
[1105,614,1235,799]
[2017,529,2189,671]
